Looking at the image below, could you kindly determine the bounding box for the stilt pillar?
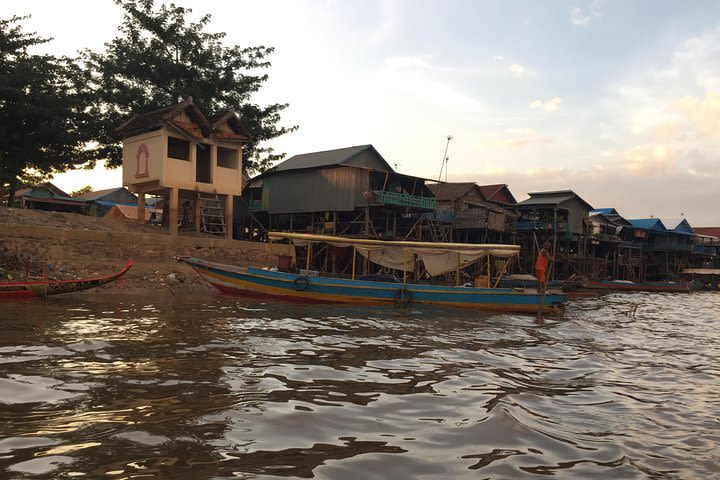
[137,193,145,225]
[169,188,179,236]
[226,195,234,240]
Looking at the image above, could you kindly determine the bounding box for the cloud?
[474,128,553,150]
[530,97,563,112]
[569,7,590,26]
[570,1,604,27]
[509,63,536,77]
[492,55,505,61]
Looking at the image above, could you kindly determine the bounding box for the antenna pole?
[437,135,453,184]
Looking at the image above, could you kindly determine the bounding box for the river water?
[0,291,718,479]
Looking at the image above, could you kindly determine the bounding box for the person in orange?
[535,241,553,293]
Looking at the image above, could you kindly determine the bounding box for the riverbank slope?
[0,208,288,295]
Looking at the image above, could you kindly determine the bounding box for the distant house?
[242,145,437,239]
[516,190,593,236]
[477,184,517,207]
[589,208,631,240]
[426,182,514,242]
[15,182,89,214]
[77,187,143,216]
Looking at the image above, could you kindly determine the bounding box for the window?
[196,144,212,183]
[168,137,190,160]
[217,147,239,169]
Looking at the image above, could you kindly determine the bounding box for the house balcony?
[596,233,621,243]
[247,199,263,211]
[372,190,436,210]
[515,220,570,233]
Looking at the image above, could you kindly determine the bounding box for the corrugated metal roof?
[77,187,127,201]
[477,184,517,204]
[426,182,477,201]
[629,218,667,231]
[271,145,391,173]
[591,208,619,215]
[519,190,593,210]
[694,227,720,237]
[659,217,693,233]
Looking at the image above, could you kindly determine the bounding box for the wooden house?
[14,183,89,213]
[426,182,513,242]
[515,190,594,279]
[242,145,437,240]
[116,97,250,238]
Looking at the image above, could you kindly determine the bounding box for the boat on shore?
[580,278,702,293]
[180,233,566,315]
[0,259,134,299]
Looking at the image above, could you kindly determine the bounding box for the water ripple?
[0,292,718,478]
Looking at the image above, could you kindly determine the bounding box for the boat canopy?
[268,232,520,277]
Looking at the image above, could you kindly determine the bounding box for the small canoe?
[580,278,702,292]
[180,257,566,315]
[0,259,134,299]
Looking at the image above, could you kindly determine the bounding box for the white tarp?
[273,232,519,278]
[354,245,511,277]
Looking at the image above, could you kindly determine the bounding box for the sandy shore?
[0,208,289,295]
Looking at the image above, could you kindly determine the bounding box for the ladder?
[197,193,226,236]
[426,213,448,242]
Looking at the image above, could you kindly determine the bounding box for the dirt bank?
[0,208,289,295]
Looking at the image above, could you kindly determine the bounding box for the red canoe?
[0,259,134,299]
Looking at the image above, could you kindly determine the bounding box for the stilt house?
[242,145,437,240]
[116,97,250,238]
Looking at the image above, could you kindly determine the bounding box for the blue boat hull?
[182,258,566,315]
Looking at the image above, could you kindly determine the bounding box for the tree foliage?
[0,16,94,205]
[83,0,297,174]
[71,185,94,197]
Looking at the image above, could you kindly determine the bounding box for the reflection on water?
[0,291,718,478]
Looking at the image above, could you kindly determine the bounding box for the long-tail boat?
[180,233,566,314]
[0,259,134,299]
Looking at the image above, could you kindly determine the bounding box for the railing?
[247,200,263,210]
[372,190,436,210]
[692,245,717,256]
[514,220,570,233]
[596,233,621,243]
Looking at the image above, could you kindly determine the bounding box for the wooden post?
[194,195,201,232]
[456,253,461,286]
[486,253,491,287]
[552,207,558,281]
[137,193,145,225]
[169,188,179,236]
[403,249,407,284]
[352,246,357,280]
[225,195,233,240]
[306,243,312,271]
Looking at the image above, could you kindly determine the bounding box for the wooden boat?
[180,233,566,314]
[580,278,703,292]
[0,259,134,299]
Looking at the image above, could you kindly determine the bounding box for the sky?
[5,0,720,225]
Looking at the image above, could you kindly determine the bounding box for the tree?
[83,0,297,174]
[0,16,94,207]
[71,185,94,197]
